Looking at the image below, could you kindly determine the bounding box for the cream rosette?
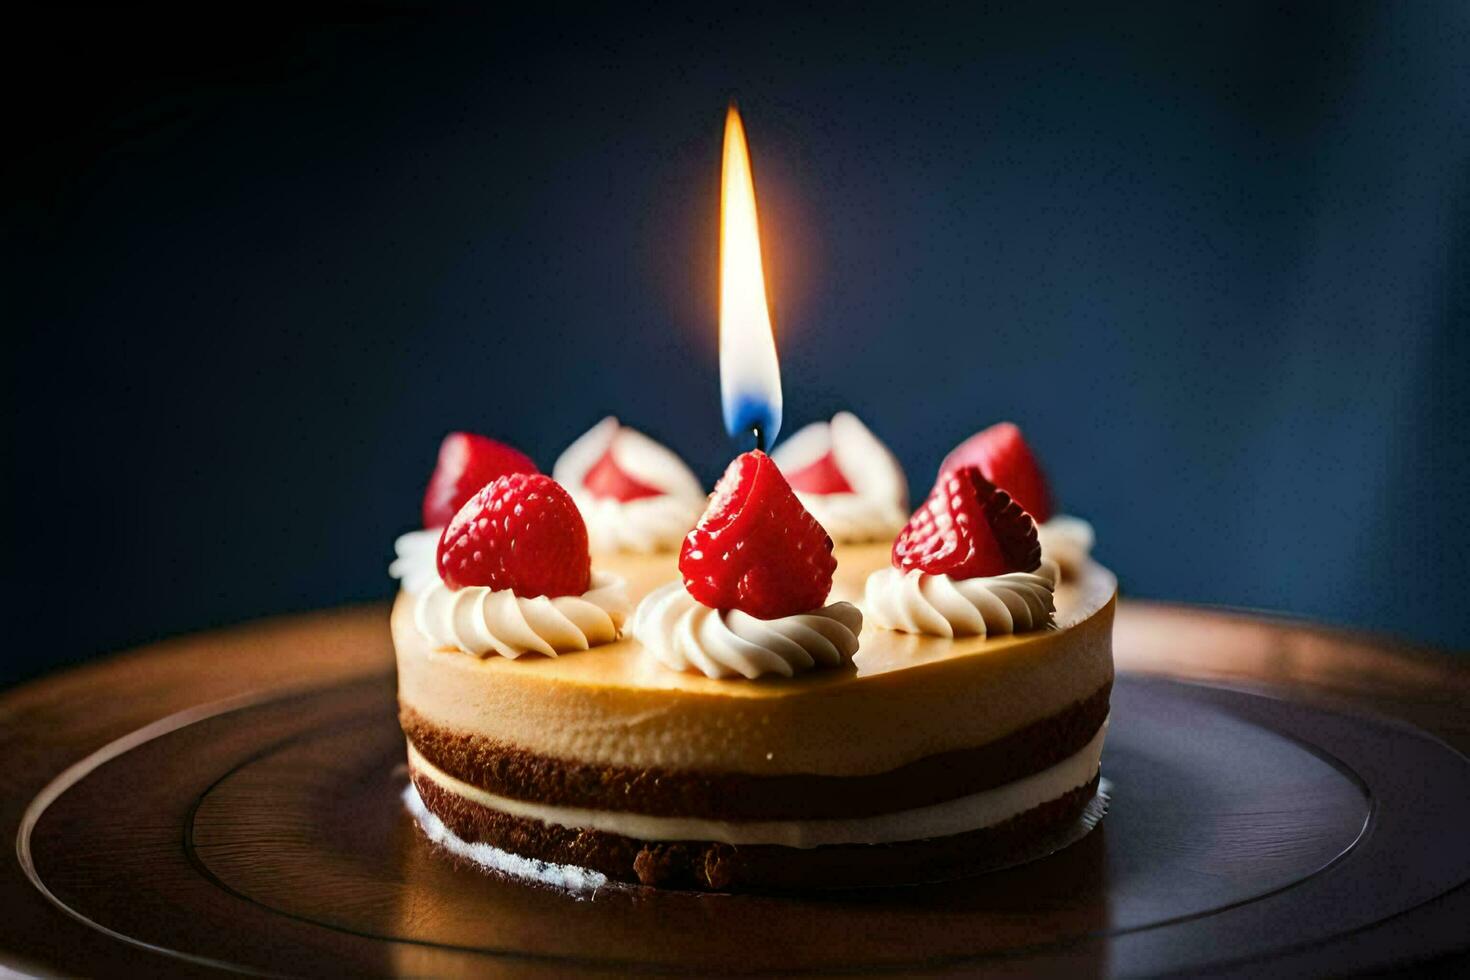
[1038,515,1096,576]
[632,582,863,680]
[864,559,1059,639]
[414,571,631,659]
[389,528,441,596]
[553,417,705,554]
[771,412,909,544]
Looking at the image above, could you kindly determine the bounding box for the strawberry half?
[892,466,1041,579]
[679,451,836,619]
[422,432,539,528]
[437,473,590,597]
[939,421,1054,524]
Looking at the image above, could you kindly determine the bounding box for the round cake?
[390,421,1113,891]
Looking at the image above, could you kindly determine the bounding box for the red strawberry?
[582,448,663,502]
[892,466,1041,579]
[939,422,1054,523]
[422,432,539,528]
[437,473,590,597]
[785,452,854,495]
[679,451,836,619]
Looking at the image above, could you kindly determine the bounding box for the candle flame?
[719,104,783,447]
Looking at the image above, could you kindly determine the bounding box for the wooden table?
[1,600,1467,977]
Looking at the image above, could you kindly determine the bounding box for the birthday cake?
[390,421,1113,891]
[391,103,1109,892]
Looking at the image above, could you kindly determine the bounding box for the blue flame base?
[722,391,782,452]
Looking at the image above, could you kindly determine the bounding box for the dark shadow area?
[4,2,1468,683]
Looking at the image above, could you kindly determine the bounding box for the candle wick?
[752,425,766,454]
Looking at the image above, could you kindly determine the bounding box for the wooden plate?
[17,670,1470,976]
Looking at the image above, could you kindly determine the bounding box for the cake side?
[400,679,1110,819]
[393,561,1114,778]
[396,558,1113,889]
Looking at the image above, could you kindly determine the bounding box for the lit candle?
[718,104,783,453]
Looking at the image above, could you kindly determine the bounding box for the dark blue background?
[6,3,1468,684]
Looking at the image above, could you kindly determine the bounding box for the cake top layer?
[394,544,1115,776]
[400,543,1110,697]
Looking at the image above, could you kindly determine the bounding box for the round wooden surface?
[2,601,1468,977]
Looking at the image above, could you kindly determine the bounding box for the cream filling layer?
[408,718,1106,849]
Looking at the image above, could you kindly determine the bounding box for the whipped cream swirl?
[389,528,442,596]
[554,417,705,554]
[571,492,704,556]
[772,412,909,545]
[1037,515,1095,575]
[414,571,631,659]
[632,582,863,680]
[864,560,1059,638]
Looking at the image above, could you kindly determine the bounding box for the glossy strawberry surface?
[892,465,1041,579]
[939,421,1054,524]
[436,473,590,597]
[679,451,836,619]
[421,432,539,528]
